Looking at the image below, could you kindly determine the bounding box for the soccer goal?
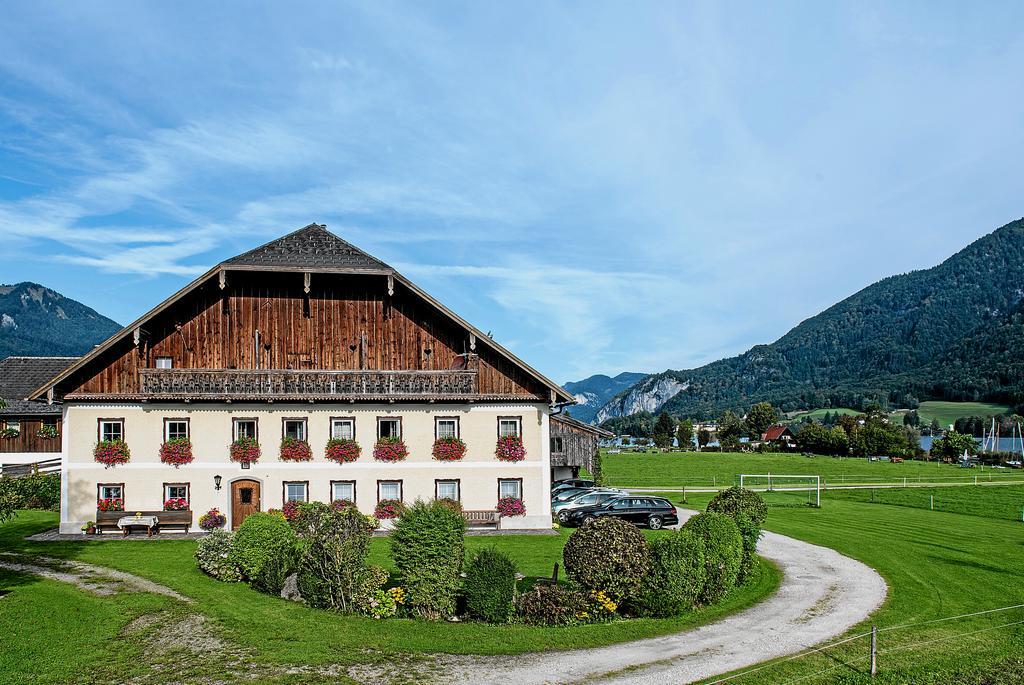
[738,474,821,508]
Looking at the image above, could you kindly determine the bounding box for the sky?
[2,2,1024,382]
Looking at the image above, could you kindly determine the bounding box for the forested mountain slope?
[0,283,121,359]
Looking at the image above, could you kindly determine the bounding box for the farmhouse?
[0,356,75,467]
[27,224,573,533]
[761,424,795,447]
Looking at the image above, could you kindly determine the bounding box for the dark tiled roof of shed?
[0,356,76,415]
[224,224,392,272]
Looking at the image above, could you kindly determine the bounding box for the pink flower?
[326,438,361,464]
[230,436,261,464]
[432,437,467,461]
[373,438,408,462]
[374,499,405,519]
[159,438,193,467]
[497,497,526,517]
[94,440,131,467]
[280,437,312,461]
[495,435,526,462]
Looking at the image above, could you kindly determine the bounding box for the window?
[331,480,356,503]
[331,417,355,440]
[551,437,564,452]
[233,418,257,441]
[239,487,253,505]
[97,483,123,502]
[498,417,522,438]
[163,483,189,502]
[98,419,124,442]
[164,418,189,441]
[282,418,307,441]
[283,481,308,503]
[435,417,459,440]
[155,356,173,369]
[435,479,460,501]
[377,417,401,439]
[3,419,20,432]
[378,480,402,502]
[498,478,522,500]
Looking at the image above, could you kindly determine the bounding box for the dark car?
[553,478,596,491]
[563,496,679,530]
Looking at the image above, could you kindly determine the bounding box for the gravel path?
[441,511,887,685]
[0,552,191,602]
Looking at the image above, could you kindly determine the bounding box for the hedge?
[682,511,743,605]
[229,512,299,595]
[631,529,706,617]
[390,499,466,619]
[463,547,517,623]
[706,487,767,584]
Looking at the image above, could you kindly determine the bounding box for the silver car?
[552,489,628,523]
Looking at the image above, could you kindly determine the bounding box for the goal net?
[738,474,821,508]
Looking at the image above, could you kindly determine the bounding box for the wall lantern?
[214,474,222,491]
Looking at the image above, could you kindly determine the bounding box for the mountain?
[0,283,121,359]
[597,218,1024,423]
[562,372,646,423]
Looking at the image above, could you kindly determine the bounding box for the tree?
[930,430,977,460]
[717,411,743,450]
[929,418,941,435]
[676,419,694,451]
[697,428,712,451]
[652,412,677,449]
[744,402,777,439]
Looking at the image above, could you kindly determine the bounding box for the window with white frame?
[155,356,173,369]
[498,417,522,438]
[99,419,124,442]
[498,479,522,500]
[164,483,189,502]
[378,480,402,502]
[331,417,355,440]
[377,417,401,439]
[283,419,306,441]
[331,480,355,502]
[164,419,189,441]
[436,479,460,501]
[435,417,459,440]
[233,418,257,440]
[284,481,308,503]
[3,419,20,433]
[98,484,123,501]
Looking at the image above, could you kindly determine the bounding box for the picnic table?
[117,515,159,537]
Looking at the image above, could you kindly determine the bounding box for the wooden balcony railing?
[137,367,479,400]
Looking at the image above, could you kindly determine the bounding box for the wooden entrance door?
[231,479,261,529]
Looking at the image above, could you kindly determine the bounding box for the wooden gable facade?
[35,225,571,405]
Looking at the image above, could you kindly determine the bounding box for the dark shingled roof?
[0,356,77,415]
[224,223,393,273]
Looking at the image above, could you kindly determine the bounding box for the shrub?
[353,565,395,618]
[496,497,525,517]
[94,439,130,466]
[390,499,466,619]
[158,438,194,467]
[195,530,242,582]
[431,437,466,461]
[463,547,517,623]
[279,437,312,461]
[516,584,589,626]
[374,499,405,519]
[495,435,526,461]
[198,508,226,530]
[0,471,60,510]
[631,529,706,617]
[229,436,261,464]
[325,437,361,464]
[281,500,301,522]
[373,437,408,462]
[683,512,743,605]
[562,517,650,603]
[706,487,768,584]
[229,512,299,594]
[292,502,377,612]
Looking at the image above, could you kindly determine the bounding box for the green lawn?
[786,407,861,422]
[824,484,1024,522]
[915,400,1013,429]
[601,450,1024,488]
[0,511,779,684]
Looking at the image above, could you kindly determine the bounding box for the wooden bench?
[95,510,194,535]
[462,510,500,527]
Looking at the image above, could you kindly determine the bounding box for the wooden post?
[870,624,878,677]
[552,562,559,583]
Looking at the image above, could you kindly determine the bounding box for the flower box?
[163,498,189,511]
[432,437,467,461]
[325,438,361,464]
[36,425,58,439]
[279,437,312,461]
[374,499,405,519]
[373,437,408,462]
[159,438,194,467]
[96,498,124,512]
[495,435,526,462]
[230,436,261,465]
[0,428,19,440]
[497,497,526,517]
[94,440,131,467]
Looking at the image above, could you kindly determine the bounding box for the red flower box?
[94,440,131,467]
[374,499,405,519]
[159,438,193,467]
[497,497,526,517]
[325,438,361,464]
[230,436,261,464]
[163,497,189,511]
[495,435,526,462]
[373,437,408,462]
[432,437,467,461]
[97,498,124,512]
[282,500,301,522]
[280,437,312,461]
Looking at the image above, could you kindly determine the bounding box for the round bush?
[562,517,651,603]
[631,529,706,617]
[194,530,242,582]
[682,512,743,605]
[706,487,767,584]
[229,512,299,595]
[464,547,517,623]
[516,584,589,626]
[390,499,466,620]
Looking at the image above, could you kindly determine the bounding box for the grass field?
[914,400,1014,429]
[601,450,1024,488]
[0,511,779,684]
[786,407,860,421]
[824,484,1024,522]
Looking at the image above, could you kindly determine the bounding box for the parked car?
[563,496,679,530]
[551,489,627,523]
[551,487,592,503]
[552,479,595,492]
[1006,460,1023,469]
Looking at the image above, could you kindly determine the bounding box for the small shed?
[550,414,614,483]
